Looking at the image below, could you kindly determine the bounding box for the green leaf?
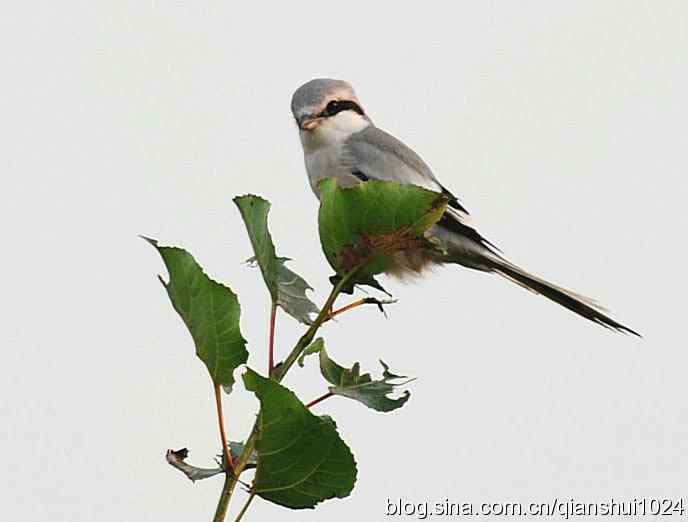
[329,272,391,296]
[234,195,319,324]
[301,340,414,412]
[317,178,448,278]
[297,337,324,367]
[145,238,248,393]
[242,368,357,509]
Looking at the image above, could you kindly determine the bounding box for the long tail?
[434,213,640,336]
[486,255,641,336]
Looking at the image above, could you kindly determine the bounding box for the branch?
[274,268,360,382]
[268,303,277,374]
[324,297,396,322]
[234,492,256,522]
[214,267,359,521]
[214,383,233,470]
[305,391,334,409]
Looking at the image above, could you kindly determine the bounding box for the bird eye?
[325,100,341,116]
[321,99,365,118]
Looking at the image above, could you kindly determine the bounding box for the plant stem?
[324,297,396,322]
[213,426,258,522]
[268,302,277,375]
[305,391,334,408]
[234,492,256,522]
[214,383,233,470]
[276,269,359,382]
[326,298,367,320]
[213,473,234,522]
[213,268,359,521]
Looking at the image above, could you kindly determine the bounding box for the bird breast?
[304,145,360,198]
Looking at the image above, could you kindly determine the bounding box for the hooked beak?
[298,115,323,131]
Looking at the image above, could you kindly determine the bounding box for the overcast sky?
[2,2,686,521]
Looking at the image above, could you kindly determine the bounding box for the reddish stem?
[268,303,277,374]
[325,298,367,322]
[214,383,234,470]
[305,391,334,409]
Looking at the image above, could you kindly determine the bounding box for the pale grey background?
[1,2,686,520]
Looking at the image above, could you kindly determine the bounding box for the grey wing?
[343,126,470,215]
[343,125,501,254]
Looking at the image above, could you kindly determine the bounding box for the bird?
[290,78,639,336]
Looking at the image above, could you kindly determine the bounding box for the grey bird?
[291,78,639,336]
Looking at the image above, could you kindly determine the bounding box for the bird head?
[291,78,371,149]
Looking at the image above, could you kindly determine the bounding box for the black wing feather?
[439,184,469,214]
[438,211,502,253]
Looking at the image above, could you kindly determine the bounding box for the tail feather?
[489,259,640,337]
[432,217,639,336]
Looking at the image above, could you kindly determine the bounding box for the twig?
[305,391,334,409]
[214,383,233,470]
[213,268,359,521]
[324,297,396,322]
[234,492,256,522]
[213,472,234,522]
[213,423,260,522]
[268,303,277,375]
[275,269,360,382]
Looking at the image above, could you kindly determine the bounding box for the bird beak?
[299,115,323,131]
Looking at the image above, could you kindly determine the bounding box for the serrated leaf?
[145,238,248,392]
[242,368,357,509]
[318,178,448,279]
[301,340,413,412]
[234,195,319,325]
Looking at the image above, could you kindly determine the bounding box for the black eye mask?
[321,100,365,118]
